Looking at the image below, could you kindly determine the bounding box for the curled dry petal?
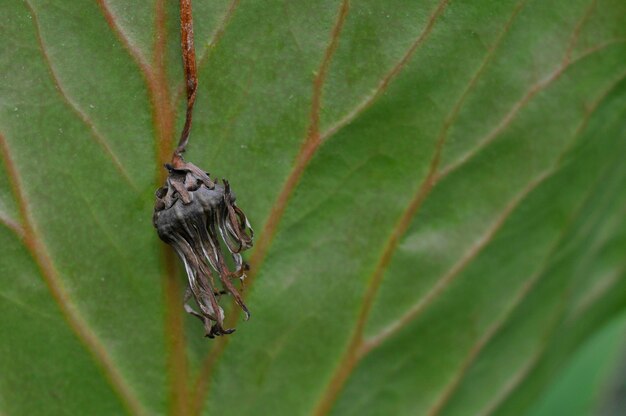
[153,158,253,337]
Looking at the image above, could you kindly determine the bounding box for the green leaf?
[526,310,626,416]
[1,0,625,415]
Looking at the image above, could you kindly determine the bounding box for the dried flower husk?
[153,157,253,337]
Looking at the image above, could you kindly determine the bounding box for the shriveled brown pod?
[154,157,253,337]
[153,0,255,337]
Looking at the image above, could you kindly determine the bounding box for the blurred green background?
[1,0,625,415]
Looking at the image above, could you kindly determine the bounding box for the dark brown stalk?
[174,0,198,163]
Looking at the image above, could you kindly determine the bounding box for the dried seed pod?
[153,156,253,337]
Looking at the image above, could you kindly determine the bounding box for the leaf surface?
[0,0,625,415]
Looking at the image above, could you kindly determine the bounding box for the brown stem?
[174,0,198,161]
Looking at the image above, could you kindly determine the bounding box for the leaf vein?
[149,2,192,416]
[479,183,626,416]
[95,0,152,73]
[427,68,626,414]
[193,1,352,413]
[0,131,147,416]
[368,40,626,354]
[438,38,626,180]
[23,0,138,191]
[309,1,526,412]
[0,210,24,240]
[320,0,450,142]
[95,0,176,186]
